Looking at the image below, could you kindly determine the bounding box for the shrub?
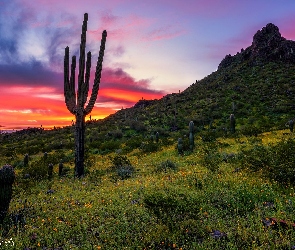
[140,141,159,153]
[267,138,295,184]
[143,188,204,238]
[199,130,218,142]
[157,160,177,172]
[124,136,142,152]
[99,140,121,154]
[109,155,134,180]
[237,138,295,185]
[22,159,48,180]
[199,142,221,172]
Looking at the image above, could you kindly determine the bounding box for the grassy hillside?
[1,129,295,249]
[1,23,295,249]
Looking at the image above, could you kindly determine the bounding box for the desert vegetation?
[1,21,295,249]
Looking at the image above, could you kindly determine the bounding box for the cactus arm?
[65,56,77,114]
[78,13,88,107]
[64,47,76,114]
[64,47,69,86]
[84,30,107,115]
[81,51,91,107]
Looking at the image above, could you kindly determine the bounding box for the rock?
[210,230,227,239]
[218,23,295,70]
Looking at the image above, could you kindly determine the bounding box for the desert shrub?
[143,188,205,239]
[99,140,121,154]
[158,137,173,147]
[238,144,269,172]
[124,136,142,152]
[140,141,159,153]
[22,159,48,180]
[267,138,295,184]
[157,160,177,172]
[199,142,221,172]
[109,130,123,139]
[238,138,295,184]
[199,130,218,142]
[240,124,261,137]
[109,155,134,180]
[129,120,147,132]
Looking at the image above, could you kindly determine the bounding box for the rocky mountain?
[218,23,295,69]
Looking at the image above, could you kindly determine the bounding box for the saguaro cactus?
[64,13,107,177]
[177,138,183,155]
[24,153,29,167]
[0,165,15,223]
[230,114,236,133]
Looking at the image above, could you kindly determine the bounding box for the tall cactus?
[64,13,107,177]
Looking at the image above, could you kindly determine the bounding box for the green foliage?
[199,142,221,172]
[143,188,206,242]
[123,136,143,153]
[157,160,177,172]
[99,140,121,154]
[238,138,295,184]
[109,154,134,180]
[140,140,159,153]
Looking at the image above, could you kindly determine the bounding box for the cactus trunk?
[75,112,86,176]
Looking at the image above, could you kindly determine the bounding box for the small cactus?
[286,119,294,132]
[0,165,15,223]
[48,164,53,180]
[59,162,63,177]
[155,132,159,143]
[189,121,194,150]
[230,114,236,133]
[177,138,183,155]
[24,154,29,167]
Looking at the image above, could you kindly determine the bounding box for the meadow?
[1,127,295,249]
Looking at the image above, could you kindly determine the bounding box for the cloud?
[100,67,166,95]
[0,60,63,88]
[144,25,187,41]
[109,45,125,57]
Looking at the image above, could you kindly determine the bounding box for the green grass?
[1,130,295,249]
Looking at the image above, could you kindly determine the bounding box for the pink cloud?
[144,25,187,41]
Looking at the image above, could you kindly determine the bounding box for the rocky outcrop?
[218,23,295,70]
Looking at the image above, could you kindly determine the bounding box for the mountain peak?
[252,23,285,53]
[218,23,295,70]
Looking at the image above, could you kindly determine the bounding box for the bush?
[124,136,142,152]
[143,188,205,238]
[238,138,295,185]
[199,142,221,172]
[199,130,218,142]
[140,141,159,153]
[157,160,177,172]
[267,138,295,184]
[22,159,48,180]
[109,155,134,180]
[99,140,121,154]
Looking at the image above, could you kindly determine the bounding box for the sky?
[1,0,295,131]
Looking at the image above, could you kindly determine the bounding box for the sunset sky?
[1,0,295,131]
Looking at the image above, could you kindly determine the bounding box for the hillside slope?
[103,23,295,135]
